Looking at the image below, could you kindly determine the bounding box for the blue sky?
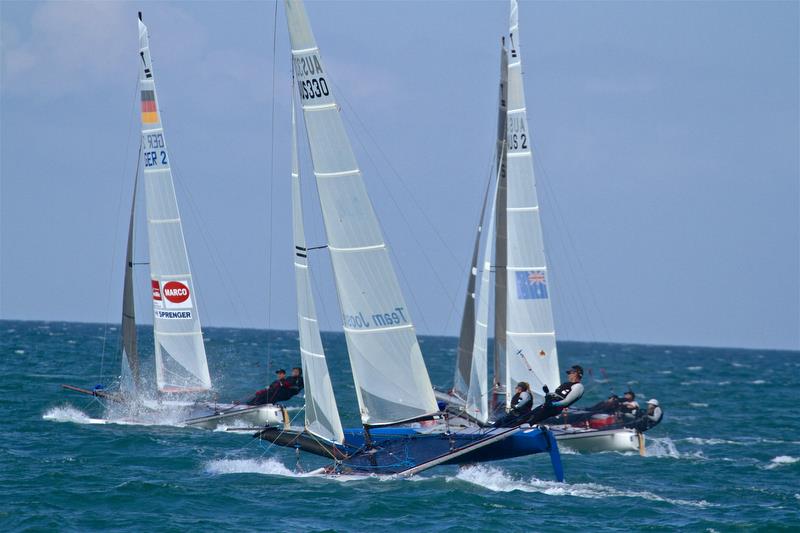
[1,1,798,350]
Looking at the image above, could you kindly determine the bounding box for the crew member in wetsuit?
[286,367,304,397]
[589,394,620,413]
[523,365,585,425]
[619,390,640,420]
[493,382,533,427]
[627,398,663,431]
[246,369,291,406]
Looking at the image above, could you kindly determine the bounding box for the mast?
[453,177,492,400]
[492,39,509,395]
[504,0,560,403]
[120,170,140,391]
[138,13,211,393]
[284,0,439,427]
[290,77,345,444]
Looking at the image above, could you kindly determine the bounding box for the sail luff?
[493,41,509,395]
[291,80,345,444]
[284,0,439,426]
[453,177,493,400]
[504,0,560,401]
[138,16,211,393]
[121,170,140,390]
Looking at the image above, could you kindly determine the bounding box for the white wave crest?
[689,403,709,407]
[764,456,799,470]
[42,405,93,424]
[451,465,713,508]
[682,437,737,445]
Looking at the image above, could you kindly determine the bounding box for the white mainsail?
[138,16,211,393]
[504,0,560,402]
[454,178,491,401]
[493,40,510,395]
[285,0,439,426]
[291,88,345,444]
[120,171,140,392]
[466,171,499,424]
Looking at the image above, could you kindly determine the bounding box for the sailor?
[523,365,586,425]
[627,398,663,431]
[619,390,640,419]
[492,382,533,427]
[246,369,291,406]
[286,367,304,397]
[589,394,620,413]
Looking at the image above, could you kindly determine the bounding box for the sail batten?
[138,17,211,394]
[504,0,560,402]
[285,0,439,426]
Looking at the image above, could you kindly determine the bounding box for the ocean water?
[2,319,798,531]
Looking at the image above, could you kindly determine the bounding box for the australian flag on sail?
[515,270,548,300]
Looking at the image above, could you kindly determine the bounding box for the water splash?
[205,457,296,477]
[450,465,714,508]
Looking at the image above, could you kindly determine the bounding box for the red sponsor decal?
[163,280,190,304]
[151,280,162,300]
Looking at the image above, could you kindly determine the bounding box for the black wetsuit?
[493,391,533,427]
[626,406,663,432]
[246,378,292,406]
[286,375,304,397]
[524,381,584,425]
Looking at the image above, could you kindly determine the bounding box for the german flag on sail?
[141,90,158,124]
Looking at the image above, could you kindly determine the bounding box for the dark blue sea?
[2,320,798,531]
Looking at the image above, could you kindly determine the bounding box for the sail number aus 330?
[297,77,329,101]
[294,54,329,101]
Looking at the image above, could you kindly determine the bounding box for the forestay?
[504,0,559,402]
[284,0,439,426]
[290,88,345,444]
[138,17,211,393]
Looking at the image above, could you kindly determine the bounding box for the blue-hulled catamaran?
[254,0,564,479]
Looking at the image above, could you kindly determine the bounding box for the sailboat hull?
[180,403,284,429]
[342,425,558,465]
[551,426,641,453]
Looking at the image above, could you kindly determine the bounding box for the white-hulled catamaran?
[440,0,647,454]
[254,0,564,478]
[63,13,282,430]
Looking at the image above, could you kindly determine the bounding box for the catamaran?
[439,0,646,454]
[254,0,565,478]
[63,13,282,430]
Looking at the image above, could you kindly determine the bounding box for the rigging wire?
[530,133,611,343]
[265,0,279,376]
[100,74,141,384]
[334,89,461,334]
